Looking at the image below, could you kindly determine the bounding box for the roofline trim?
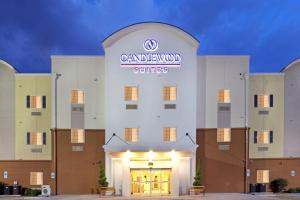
[102,22,199,49]
[280,58,300,72]
[0,59,18,73]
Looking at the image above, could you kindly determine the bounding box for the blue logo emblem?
[143,39,158,51]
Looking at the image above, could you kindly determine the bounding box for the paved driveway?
[1,193,300,200]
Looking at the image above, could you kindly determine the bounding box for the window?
[218,89,230,103]
[163,127,177,142]
[257,170,269,183]
[26,95,46,109]
[26,132,46,145]
[254,130,273,144]
[254,94,273,108]
[71,129,85,143]
[124,128,138,142]
[30,172,43,185]
[71,90,84,104]
[163,86,177,101]
[217,128,231,142]
[124,86,138,101]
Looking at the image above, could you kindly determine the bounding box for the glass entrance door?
[131,169,171,195]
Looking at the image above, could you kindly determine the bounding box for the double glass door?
[131,169,171,195]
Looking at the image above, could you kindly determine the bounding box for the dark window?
[42,96,46,108]
[269,131,273,143]
[43,132,46,145]
[254,131,257,144]
[269,94,273,107]
[27,132,30,144]
[26,96,30,108]
[254,95,258,107]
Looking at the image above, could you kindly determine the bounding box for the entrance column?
[171,160,179,195]
[122,157,131,196]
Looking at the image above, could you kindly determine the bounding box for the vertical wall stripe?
[254,95,258,107]
[254,131,257,144]
[26,96,30,108]
[43,132,47,145]
[42,96,46,108]
[270,131,273,143]
[270,94,273,107]
[27,132,30,145]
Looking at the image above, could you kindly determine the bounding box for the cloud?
[0,0,299,72]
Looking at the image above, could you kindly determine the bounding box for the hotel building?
[0,22,300,195]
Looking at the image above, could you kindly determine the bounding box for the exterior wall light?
[148,150,155,161]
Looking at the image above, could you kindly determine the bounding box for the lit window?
[164,86,177,101]
[30,96,42,108]
[217,128,231,142]
[124,86,138,101]
[125,128,138,142]
[30,172,43,185]
[218,89,230,103]
[30,132,43,145]
[257,170,269,183]
[258,95,269,108]
[71,129,85,143]
[258,131,270,144]
[71,90,85,104]
[163,128,177,142]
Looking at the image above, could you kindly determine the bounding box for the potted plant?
[98,161,109,195]
[190,161,205,195]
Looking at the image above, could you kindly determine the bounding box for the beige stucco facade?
[15,74,52,160]
[0,60,15,160]
[249,74,284,158]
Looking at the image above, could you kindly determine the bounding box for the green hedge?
[23,188,41,196]
[287,187,300,193]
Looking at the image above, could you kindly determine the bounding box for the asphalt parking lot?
[1,193,300,200]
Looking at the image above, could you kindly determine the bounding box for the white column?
[191,152,196,186]
[122,158,131,196]
[171,159,179,196]
[105,152,112,186]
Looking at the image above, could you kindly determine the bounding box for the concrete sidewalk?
[1,193,300,200]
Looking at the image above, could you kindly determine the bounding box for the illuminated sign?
[120,39,182,74]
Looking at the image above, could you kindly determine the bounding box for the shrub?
[287,188,297,193]
[0,182,5,195]
[193,160,202,186]
[24,188,32,196]
[98,161,108,187]
[270,178,288,193]
[287,187,300,193]
[23,188,41,196]
[31,189,41,196]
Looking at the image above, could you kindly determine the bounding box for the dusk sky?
[0,0,299,73]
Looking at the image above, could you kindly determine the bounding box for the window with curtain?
[30,172,43,185]
[257,170,269,183]
[71,90,85,104]
[254,94,273,108]
[218,89,231,103]
[217,128,231,142]
[163,86,177,101]
[163,127,177,142]
[124,128,139,142]
[71,129,85,143]
[254,130,273,144]
[26,95,46,109]
[26,132,46,145]
[124,86,138,101]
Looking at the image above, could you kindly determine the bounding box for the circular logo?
[143,39,158,51]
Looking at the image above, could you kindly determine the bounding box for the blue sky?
[0,0,299,73]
